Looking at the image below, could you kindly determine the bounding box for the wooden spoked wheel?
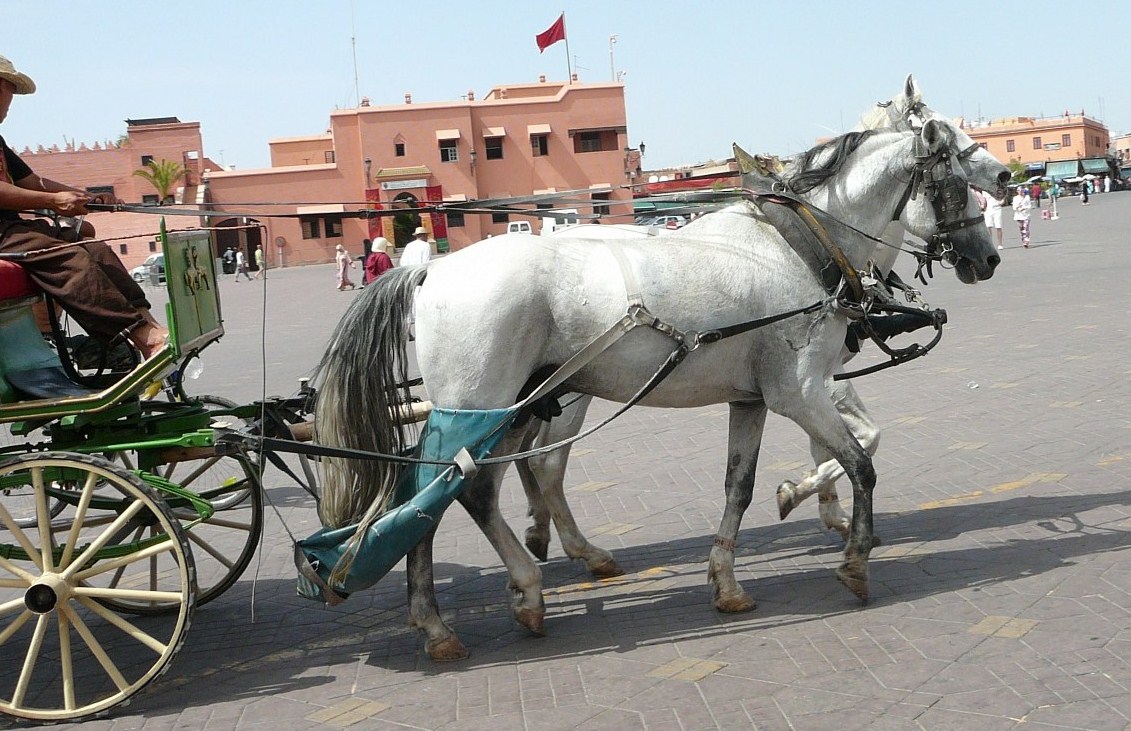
[107,447,262,612]
[0,452,195,722]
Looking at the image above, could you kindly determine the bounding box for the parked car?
[130,253,165,284]
[506,220,533,234]
[640,214,686,229]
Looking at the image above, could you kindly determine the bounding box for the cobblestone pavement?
[5,191,1130,730]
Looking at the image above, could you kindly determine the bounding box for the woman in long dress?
[335,244,355,290]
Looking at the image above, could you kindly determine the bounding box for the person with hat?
[0,54,169,359]
[363,236,393,284]
[334,244,355,290]
[400,225,432,267]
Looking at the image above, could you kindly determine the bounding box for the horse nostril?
[988,254,1001,268]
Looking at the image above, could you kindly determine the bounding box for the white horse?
[519,77,1011,577]
[314,122,1000,661]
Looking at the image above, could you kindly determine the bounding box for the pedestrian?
[1012,186,1032,248]
[1081,179,1090,205]
[1049,180,1060,219]
[233,248,252,281]
[334,244,355,290]
[1103,175,1111,194]
[977,186,1005,250]
[1030,181,1041,209]
[400,226,432,266]
[0,54,168,359]
[253,244,265,279]
[221,246,235,274]
[363,236,393,284]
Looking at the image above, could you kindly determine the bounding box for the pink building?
[9,118,217,271]
[205,79,635,265]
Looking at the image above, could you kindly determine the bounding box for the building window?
[447,211,465,228]
[324,150,335,163]
[1062,133,1071,146]
[300,217,321,239]
[591,192,611,218]
[119,243,128,255]
[324,214,344,238]
[395,142,405,157]
[577,132,602,153]
[148,239,158,252]
[491,211,510,224]
[531,135,549,157]
[142,194,159,206]
[439,140,458,163]
[1032,137,1041,150]
[1006,139,1015,153]
[485,137,504,160]
[140,155,153,166]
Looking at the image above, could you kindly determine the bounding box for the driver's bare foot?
[131,322,170,359]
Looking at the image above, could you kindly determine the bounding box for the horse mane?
[784,130,877,194]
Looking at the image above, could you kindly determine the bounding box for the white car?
[131,253,164,283]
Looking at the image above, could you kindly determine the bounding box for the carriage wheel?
[103,448,262,614]
[0,423,64,528]
[0,452,195,723]
[182,394,259,510]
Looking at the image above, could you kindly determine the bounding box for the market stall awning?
[1081,158,1110,174]
[1044,160,1079,180]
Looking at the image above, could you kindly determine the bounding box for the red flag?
[536,13,566,53]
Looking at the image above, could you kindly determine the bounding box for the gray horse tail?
[313,265,429,530]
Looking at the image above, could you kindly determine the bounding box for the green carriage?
[0,227,264,723]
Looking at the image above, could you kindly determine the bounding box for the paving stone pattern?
[9,192,1130,730]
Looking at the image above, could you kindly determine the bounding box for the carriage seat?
[0,260,96,401]
[0,259,40,300]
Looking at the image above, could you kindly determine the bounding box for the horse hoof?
[515,607,546,636]
[588,558,625,578]
[524,529,550,562]
[776,481,797,520]
[835,565,870,604]
[714,592,757,613]
[426,635,470,662]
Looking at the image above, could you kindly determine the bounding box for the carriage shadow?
[112,485,1131,722]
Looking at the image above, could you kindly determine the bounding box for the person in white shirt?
[400,226,432,266]
[1011,189,1032,248]
[399,226,432,332]
[976,186,1005,250]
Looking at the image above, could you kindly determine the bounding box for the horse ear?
[921,118,950,154]
[904,74,921,104]
[733,143,758,175]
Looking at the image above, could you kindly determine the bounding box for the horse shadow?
[110,486,1131,721]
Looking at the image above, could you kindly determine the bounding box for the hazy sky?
[4,0,1126,173]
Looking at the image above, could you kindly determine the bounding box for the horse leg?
[707,400,767,613]
[521,396,623,577]
[406,528,468,662]
[772,383,877,603]
[776,380,880,541]
[457,438,547,636]
[516,426,552,562]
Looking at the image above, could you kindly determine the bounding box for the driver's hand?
[51,191,92,216]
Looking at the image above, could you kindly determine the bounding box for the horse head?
[861,75,1011,199]
[894,119,999,283]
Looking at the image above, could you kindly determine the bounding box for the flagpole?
[562,11,572,82]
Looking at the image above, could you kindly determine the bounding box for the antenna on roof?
[350,0,361,106]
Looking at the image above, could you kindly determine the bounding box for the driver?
[0,54,168,360]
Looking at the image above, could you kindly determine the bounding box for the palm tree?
[133,159,186,204]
